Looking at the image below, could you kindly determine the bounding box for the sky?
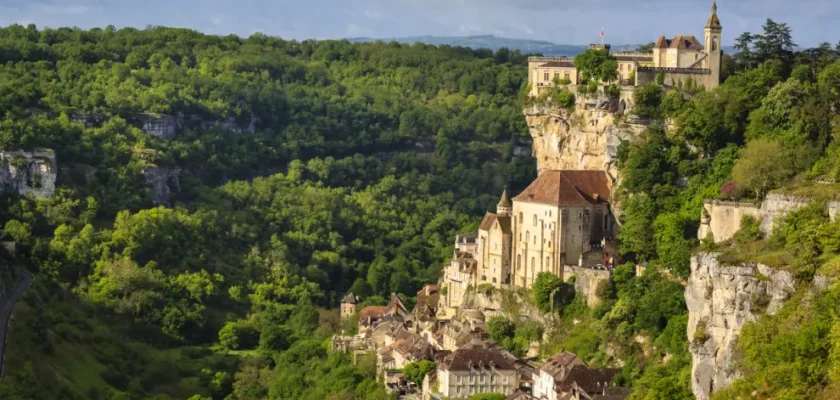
[0,0,838,46]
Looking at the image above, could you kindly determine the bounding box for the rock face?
[144,167,181,206]
[138,114,183,140]
[524,91,645,181]
[686,253,798,400]
[199,116,258,134]
[0,149,57,198]
[563,265,611,306]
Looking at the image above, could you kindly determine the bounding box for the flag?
[600,28,604,38]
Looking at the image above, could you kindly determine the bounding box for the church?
[474,170,616,289]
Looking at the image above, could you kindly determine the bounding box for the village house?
[477,190,513,285]
[424,348,519,399]
[340,292,361,321]
[439,251,479,315]
[530,351,624,400]
[528,2,723,92]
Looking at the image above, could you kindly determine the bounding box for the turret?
[497,189,512,216]
[704,1,723,84]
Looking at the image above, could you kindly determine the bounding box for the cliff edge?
[523,90,645,181]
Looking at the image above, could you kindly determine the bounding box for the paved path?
[0,270,33,378]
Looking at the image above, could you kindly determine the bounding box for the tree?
[732,138,790,199]
[733,32,755,70]
[532,272,563,312]
[487,317,515,343]
[632,84,664,119]
[574,49,618,83]
[402,361,436,386]
[470,394,507,400]
[636,42,656,53]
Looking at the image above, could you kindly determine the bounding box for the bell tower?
[704,1,723,85]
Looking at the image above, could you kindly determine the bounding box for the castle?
[528,2,723,94]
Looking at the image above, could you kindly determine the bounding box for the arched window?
[712,36,718,51]
[533,235,537,245]
[526,231,530,243]
[531,257,535,273]
[546,256,550,268]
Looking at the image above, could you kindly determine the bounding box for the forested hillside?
[3,17,840,400]
[0,24,534,399]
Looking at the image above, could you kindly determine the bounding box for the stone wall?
[697,200,762,243]
[698,194,840,243]
[0,149,57,198]
[563,265,611,307]
[685,253,809,400]
[636,67,718,89]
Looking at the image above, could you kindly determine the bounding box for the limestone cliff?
[0,149,57,198]
[563,265,611,307]
[143,167,181,206]
[523,92,646,181]
[685,253,807,400]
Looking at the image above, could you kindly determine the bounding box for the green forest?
[1,16,840,400]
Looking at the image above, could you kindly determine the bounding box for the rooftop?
[440,348,516,371]
[513,170,611,206]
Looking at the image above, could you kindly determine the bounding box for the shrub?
[733,216,762,243]
[533,272,563,312]
[719,180,740,200]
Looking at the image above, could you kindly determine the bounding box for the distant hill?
[349,35,599,56]
[348,34,736,56]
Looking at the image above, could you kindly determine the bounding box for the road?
[0,270,33,378]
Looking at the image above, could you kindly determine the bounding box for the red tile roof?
[654,35,704,50]
[359,306,387,321]
[513,171,611,206]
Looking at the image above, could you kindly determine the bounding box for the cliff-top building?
[528,2,723,92]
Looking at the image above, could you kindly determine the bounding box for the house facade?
[434,348,518,399]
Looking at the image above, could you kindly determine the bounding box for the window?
[544,72,549,81]
[531,257,535,273]
[519,212,523,224]
[546,256,550,267]
[554,72,559,80]
[533,215,537,226]
[526,231,530,242]
[712,36,718,51]
[620,64,624,71]
[564,72,570,80]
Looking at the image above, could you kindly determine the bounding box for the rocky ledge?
[0,149,57,198]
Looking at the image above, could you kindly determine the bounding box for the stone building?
[531,351,624,400]
[340,292,361,320]
[440,251,479,314]
[510,170,615,288]
[527,2,723,92]
[476,190,513,285]
[429,348,518,399]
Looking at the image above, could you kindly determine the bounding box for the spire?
[705,1,722,30]
[497,189,512,208]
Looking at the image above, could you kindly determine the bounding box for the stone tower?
[497,189,512,216]
[704,1,723,85]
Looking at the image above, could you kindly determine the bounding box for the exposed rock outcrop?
[563,265,611,307]
[0,149,57,198]
[524,90,645,181]
[686,253,801,400]
[138,114,183,140]
[199,115,258,134]
[143,167,181,206]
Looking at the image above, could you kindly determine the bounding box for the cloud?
[347,23,372,36]
[363,9,384,20]
[39,4,92,15]
[211,13,224,26]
